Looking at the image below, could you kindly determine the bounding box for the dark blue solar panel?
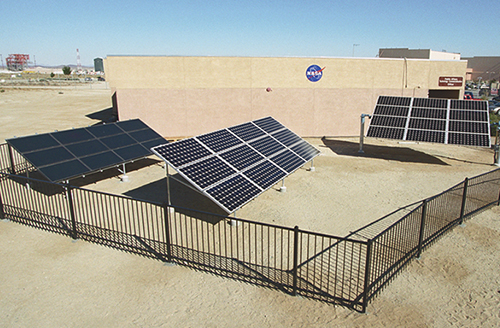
[7,134,59,153]
[270,149,305,173]
[179,156,236,189]
[290,141,320,161]
[253,117,285,133]
[100,134,136,149]
[249,136,285,157]
[242,161,286,189]
[66,140,108,157]
[129,129,164,143]
[6,119,164,182]
[219,144,264,171]
[197,129,242,152]
[80,151,123,171]
[87,124,122,138]
[206,175,261,213]
[153,139,211,167]
[114,144,150,161]
[228,122,266,141]
[272,129,303,147]
[23,147,74,167]
[116,119,149,132]
[52,129,94,145]
[38,160,89,182]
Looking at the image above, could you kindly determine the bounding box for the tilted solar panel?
[152,117,320,214]
[366,96,491,147]
[7,119,166,182]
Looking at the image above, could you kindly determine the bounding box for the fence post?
[65,184,78,240]
[7,144,16,175]
[459,177,469,226]
[361,239,373,313]
[163,202,172,262]
[0,187,5,220]
[292,225,299,296]
[416,199,427,259]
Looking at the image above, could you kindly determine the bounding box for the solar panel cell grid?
[271,129,303,147]
[366,96,490,148]
[219,144,264,171]
[179,156,236,189]
[253,116,285,133]
[206,175,261,213]
[152,116,320,213]
[228,122,266,141]
[249,136,286,157]
[197,129,242,152]
[242,161,286,189]
[373,105,409,117]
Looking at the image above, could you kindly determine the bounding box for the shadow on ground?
[124,174,228,222]
[85,107,117,124]
[321,138,449,165]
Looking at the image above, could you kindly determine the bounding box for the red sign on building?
[439,76,463,87]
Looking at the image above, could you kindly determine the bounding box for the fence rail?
[1,141,499,313]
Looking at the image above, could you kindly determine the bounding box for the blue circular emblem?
[306,65,324,82]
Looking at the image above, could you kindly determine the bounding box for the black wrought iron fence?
[1,140,500,313]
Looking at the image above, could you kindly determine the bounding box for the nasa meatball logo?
[306,65,325,82]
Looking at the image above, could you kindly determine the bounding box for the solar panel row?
[7,119,166,182]
[366,96,491,147]
[152,117,320,213]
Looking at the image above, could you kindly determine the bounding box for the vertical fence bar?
[163,202,172,262]
[66,184,78,240]
[416,200,427,259]
[7,144,16,175]
[292,225,299,296]
[0,186,5,220]
[361,239,373,313]
[459,178,469,226]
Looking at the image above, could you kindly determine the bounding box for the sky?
[1,0,498,67]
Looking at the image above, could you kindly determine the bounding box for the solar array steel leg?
[309,159,315,172]
[280,179,286,192]
[121,163,129,182]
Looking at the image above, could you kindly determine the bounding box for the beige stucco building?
[104,55,467,138]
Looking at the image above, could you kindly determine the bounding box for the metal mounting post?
[280,179,286,192]
[359,114,372,154]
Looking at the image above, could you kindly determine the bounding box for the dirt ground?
[0,87,499,327]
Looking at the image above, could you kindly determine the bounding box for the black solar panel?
[152,116,320,213]
[366,96,491,147]
[6,119,166,182]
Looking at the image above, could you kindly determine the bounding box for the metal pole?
[495,126,500,166]
[163,202,172,262]
[66,184,78,240]
[361,239,373,313]
[359,114,371,153]
[459,178,469,226]
[292,225,299,296]
[416,199,427,259]
[7,144,16,175]
[166,165,171,206]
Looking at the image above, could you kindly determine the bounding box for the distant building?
[379,48,461,60]
[94,57,104,72]
[461,56,500,82]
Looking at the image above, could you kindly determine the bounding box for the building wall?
[104,56,467,138]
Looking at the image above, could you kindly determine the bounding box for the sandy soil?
[0,87,499,327]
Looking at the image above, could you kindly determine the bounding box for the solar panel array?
[366,96,491,147]
[7,119,166,182]
[152,117,320,213]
